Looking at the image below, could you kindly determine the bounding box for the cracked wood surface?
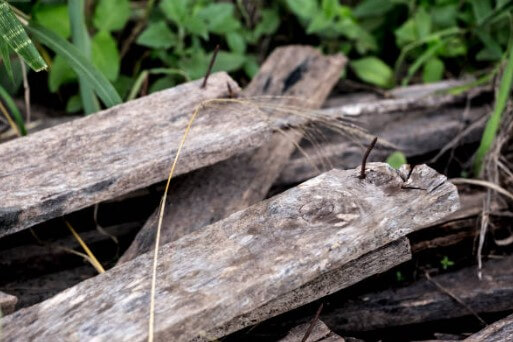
[323,254,513,331]
[119,45,346,263]
[0,73,277,237]
[0,163,459,341]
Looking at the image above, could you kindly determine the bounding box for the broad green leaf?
[27,23,121,107]
[33,3,70,38]
[476,31,503,61]
[322,0,339,19]
[403,40,444,85]
[414,7,431,40]
[149,77,176,93]
[307,13,332,34]
[137,21,176,49]
[160,0,188,26]
[69,0,99,115]
[470,0,492,25]
[439,36,467,57]
[386,151,407,169]
[473,46,513,175]
[285,0,318,20]
[184,16,208,39]
[113,75,135,100]
[179,50,245,80]
[0,83,26,135]
[93,0,131,32]
[351,57,393,88]
[253,9,280,39]
[226,32,246,54]
[66,94,83,113]
[0,1,47,72]
[354,0,394,18]
[395,19,416,47]
[48,55,76,92]
[243,56,259,78]
[422,57,444,83]
[431,4,458,28]
[0,36,13,83]
[92,31,120,82]
[0,57,22,93]
[198,3,240,34]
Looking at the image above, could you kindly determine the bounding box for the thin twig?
[0,100,20,137]
[201,45,220,89]
[302,303,324,342]
[425,271,487,326]
[359,136,378,179]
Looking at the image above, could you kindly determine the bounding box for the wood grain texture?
[0,73,278,237]
[323,254,513,331]
[0,163,459,342]
[203,238,410,340]
[464,313,513,342]
[119,45,346,263]
[0,291,17,315]
[278,84,489,185]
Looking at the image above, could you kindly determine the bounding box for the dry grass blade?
[0,99,20,137]
[65,220,105,274]
[450,178,513,201]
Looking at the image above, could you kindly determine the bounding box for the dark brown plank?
[119,45,346,263]
[0,163,459,342]
[324,255,513,331]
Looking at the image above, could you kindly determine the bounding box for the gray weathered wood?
[0,291,17,315]
[119,45,346,263]
[279,320,344,342]
[278,85,489,185]
[464,313,513,342]
[0,163,459,342]
[204,238,410,340]
[0,73,277,237]
[323,254,513,331]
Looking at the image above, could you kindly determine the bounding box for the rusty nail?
[302,303,324,342]
[359,137,378,179]
[201,44,220,89]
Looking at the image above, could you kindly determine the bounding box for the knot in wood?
[299,197,335,223]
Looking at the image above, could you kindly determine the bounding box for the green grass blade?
[473,46,513,176]
[69,0,100,114]
[26,23,122,107]
[0,35,14,83]
[0,1,47,72]
[0,83,27,135]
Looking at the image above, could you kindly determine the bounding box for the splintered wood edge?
[464,313,513,341]
[200,238,411,340]
[0,291,17,315]
[279,320,344,342]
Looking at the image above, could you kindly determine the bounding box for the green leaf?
[48,55,76,92]
[473,46,513,176]
[351,57,393,88]
[93,0,131,32]
[198,3,240,34]
[0,57,22,93]
[226,32,246,54]
[353,0,394,18]
[476,31,503,61]
[395,19,416,47]
[137,21,176,49]
[0,36,13,83]
[431,4,458,28]
[0,1,47,72]
[33,3,70,38]
[92,31,120,82]
[322,0,339,19]
[27,23,121,107]
[422,57,444,83]
[179,50,245,80]
[414,7,431,40]
[253,9,280,39]
[386,151,407,169]
[0,83,26,135]
[243,56,259,79]
[66,94,83,113]
[470,0,493,25]
[306,12,332,34]
[439,36,467,57]
[69,0,99,115]
[113,75,135,100]
[160,0,188,26]
[149,77,176,93]
[183,16,208,39]
[285,0,318,20]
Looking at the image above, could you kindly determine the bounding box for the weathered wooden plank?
[0,163,459,342]
[0,73,279,237]
[323,255,513,331]
[279,320,344,342]
[206,238,410,340]
[464,313,513,342]
[277,85,489,185]
[0,291,17,315]
[119,45,346,263]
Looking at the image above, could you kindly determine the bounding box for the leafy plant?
[440,256,455,270]
[386,151,407,169]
